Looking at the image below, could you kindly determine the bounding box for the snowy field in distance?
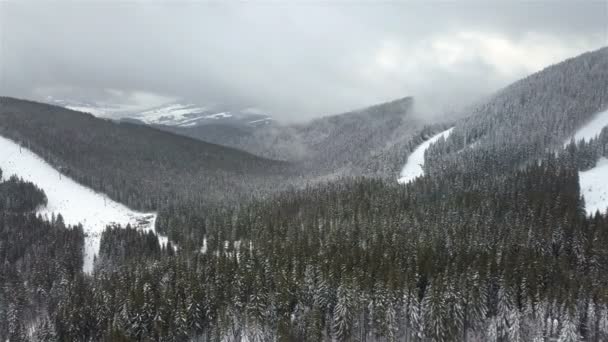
[566,108,608,145]
[0,134,166,273]
[398,128,454,184]
[580,158,608,215]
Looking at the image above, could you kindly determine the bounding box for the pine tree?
[332,282,354,341]
[598,305,608,340]
[558,312,581,342]
[423,283,447,342]
[508,309,523,342]
[34,316,58,342]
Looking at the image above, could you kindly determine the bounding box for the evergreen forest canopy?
[0,47,607,341]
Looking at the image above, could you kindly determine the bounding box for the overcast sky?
[1,0,607,121]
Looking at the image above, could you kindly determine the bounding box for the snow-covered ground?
[579,158,608,215]
[0,135,167,273]
[566,109,608,144]
[248,117,274,126]
[564,109,608,215]
[398,128,454,184]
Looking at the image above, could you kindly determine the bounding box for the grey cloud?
[1,1,606,122]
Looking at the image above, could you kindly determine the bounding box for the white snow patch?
[248,117,273,125]
[398,128,454,184]
[201,237,208,254]
[204,112,233,119]
[579,157,608,215]
[0,135,168,273]
[566,109,608,215]
[565,109,608,145]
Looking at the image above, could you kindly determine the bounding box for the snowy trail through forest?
[398,128,453,184]
[0,134,166,273]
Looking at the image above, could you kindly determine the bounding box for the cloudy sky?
[1,0,606,121]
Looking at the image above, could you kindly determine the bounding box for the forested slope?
[0,97,291,210]
[426,47,608,179]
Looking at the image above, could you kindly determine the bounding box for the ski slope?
[566,109,608,144]
[580,158,608,215]
[0,135,166,273]
[563,109,608,215]
[398,128,454,184]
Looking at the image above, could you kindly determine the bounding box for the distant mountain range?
[45,97,274,128]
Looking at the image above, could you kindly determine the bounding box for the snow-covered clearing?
[566,108,608,145]
[564,109,608,215]
[398,128,454,184]
[0,134,167,273]
[579,158,608,215]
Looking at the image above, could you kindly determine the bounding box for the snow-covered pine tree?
[558,312,582,342]
[332,281,355,341]
[423,282,447,342]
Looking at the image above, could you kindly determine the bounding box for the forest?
[2,142,608,341]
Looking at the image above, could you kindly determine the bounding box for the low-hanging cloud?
[1,0,606,122]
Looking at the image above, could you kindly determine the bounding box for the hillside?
[425,47,608,179]
[0,97,291,210]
